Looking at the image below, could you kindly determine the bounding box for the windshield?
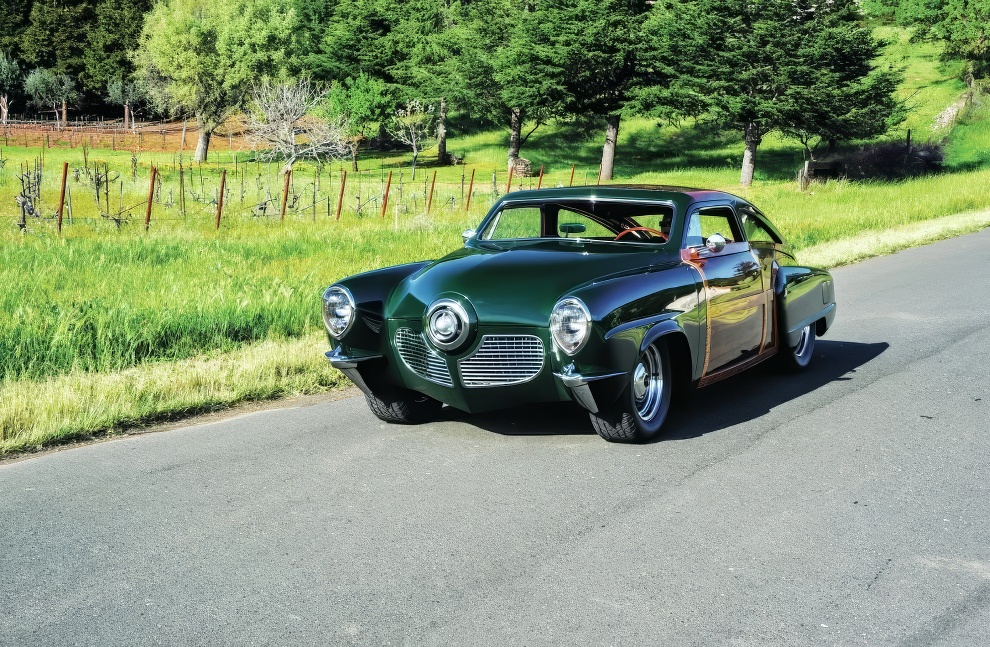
[480,201,675,244]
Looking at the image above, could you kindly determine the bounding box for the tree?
[24,68,78,126]
[902,0,990,81]
[524,0,653,180]
[324,74,394,169]
[0,51,20,125]
[246,78,350,172]
[309,0,400,83]
[18,0,93,78]
[387,100,436,179]
[135,0,302,162]
[0,0,32,53]
[387,0,475,165]
[471,0,570,171]
[644,0,903,186]
[106,78,143,132]
[83,0,152,94]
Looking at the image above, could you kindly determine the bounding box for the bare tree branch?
[247,79,350,172]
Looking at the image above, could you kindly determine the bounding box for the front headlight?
[550,297,591,355]
[322,285,355,339]
[426,299,470,351]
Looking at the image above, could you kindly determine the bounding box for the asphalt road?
[2,230,989,646]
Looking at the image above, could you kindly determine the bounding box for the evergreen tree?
[0,0,33,53]
[388,0,475,164]
[82,0,152,94]
[528,0,653,180]
[19,0,93,78]
[644,0,903,186]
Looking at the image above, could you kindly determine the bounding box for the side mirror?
[706,233,727,253]
[462,229,476,245]
[559,222,586,238]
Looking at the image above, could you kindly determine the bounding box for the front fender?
[328,261,432,355]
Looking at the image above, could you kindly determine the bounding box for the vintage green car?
[322,185,835,442]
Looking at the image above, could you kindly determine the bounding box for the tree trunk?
[351,143,358,171]
[740,121,762,187]
[60,100,67,128]
[411,149,418,180]
[600,114,620,182]
[194,127,212,163]
[0,94,7,125]
[124,104,129,131]
[437,96,449,165]
[507,107,522,173]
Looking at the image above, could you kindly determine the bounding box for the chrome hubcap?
[632,363,648,400]
[634,345,664,421]
[794,325,812,357]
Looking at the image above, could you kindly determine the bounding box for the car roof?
[494,184,746,207]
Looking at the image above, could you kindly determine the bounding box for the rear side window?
[740,209,780,243]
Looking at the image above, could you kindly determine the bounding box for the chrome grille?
[394,328,454,387]
[459,335,545,387]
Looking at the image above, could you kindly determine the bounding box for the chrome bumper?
[553,368,626,414]
[325,347,382,397]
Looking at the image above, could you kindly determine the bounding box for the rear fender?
[775,266,836,346]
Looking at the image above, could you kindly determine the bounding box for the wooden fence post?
[537,165,545,190]
[465,168,475,212]
[569,164,576,187]
[336,170,347,220]
[426,170,437,213]
[215,169,226,230]
[179,166,186,218]
[56,161,68,235]
[144,166,157,232]
[280,169,291,221]
[381,170,392,218]
[506,166,515,194]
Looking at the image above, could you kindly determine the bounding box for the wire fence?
[2,147,602,236]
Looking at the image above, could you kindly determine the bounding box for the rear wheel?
[364,385,442,424]
[589,340,672,443]
[779,323,815,371]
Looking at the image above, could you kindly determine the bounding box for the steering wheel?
[614,227,667,242]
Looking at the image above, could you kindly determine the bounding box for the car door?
[681,203,767,380]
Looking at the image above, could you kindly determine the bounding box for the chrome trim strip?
[552,370,626,388]
[324,348,382,396]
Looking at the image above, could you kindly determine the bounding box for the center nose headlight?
[426,299,471,351]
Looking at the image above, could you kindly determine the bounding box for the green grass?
[944,97,990,170]
[874,25,968,140]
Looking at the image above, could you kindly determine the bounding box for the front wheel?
[589,341,672,443]
[779,323,816,371]
[364,385,442,424]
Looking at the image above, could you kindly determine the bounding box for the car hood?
[386,240,677,326]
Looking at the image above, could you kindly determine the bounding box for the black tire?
[364,386,442,424]
[589,340,672,443]
[779,323,816,372]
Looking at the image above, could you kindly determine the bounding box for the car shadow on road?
[442,340,889,441]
